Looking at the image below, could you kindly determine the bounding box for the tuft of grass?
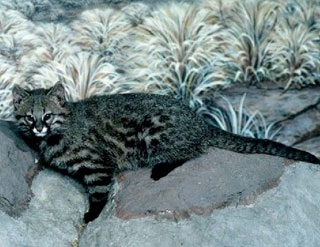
[217,0,280,85]
[34,23,81,62]
[0,9,33,34]
[0,0,37,19]
[198,94,280,140]
[0,63,23,120]
[18,23,82,77]
[70,8,132,65]
[0,9,41,72]
[271,24,319,90]
[28,52,124,101]
[271,0,320,90]
[126,3,230,108]
[201,0,237,26]
[0,32,42,66]
[0,8,39,119]
[279,0,320,30]
[121,2,151,27]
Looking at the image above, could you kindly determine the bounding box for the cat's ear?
[47,82,66,106]
[12,85,30,109]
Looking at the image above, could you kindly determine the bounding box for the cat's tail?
[208,127,320,164]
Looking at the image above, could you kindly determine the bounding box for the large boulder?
[113,148,287,220]
[0,170,87,247]
[1,127,320,247]
[0,120,38,216]
[80,162,320,247]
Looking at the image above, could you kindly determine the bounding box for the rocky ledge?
[213,85,320,156]
[1,120,320,247]
[112,148,288,221]
[0,120,38,217]
[81,162,320,247]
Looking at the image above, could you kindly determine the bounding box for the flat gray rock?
[214,85,320,124]
[0,120,38,216]
[1,140,319,247]
[0,170,88,247]
[276,103,320,146]
[113,148,287,220]
[295,136,320,157]
[212,85,320,155]
[80,162,320,247]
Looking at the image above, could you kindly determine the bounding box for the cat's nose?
[36,126,43,132]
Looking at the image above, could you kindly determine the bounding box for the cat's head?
[12,82,69,138]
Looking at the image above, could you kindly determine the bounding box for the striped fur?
[12,82,320,222]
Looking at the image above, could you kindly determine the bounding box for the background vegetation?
[0,0,319,138]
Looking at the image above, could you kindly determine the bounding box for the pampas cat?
[12,82,320,222]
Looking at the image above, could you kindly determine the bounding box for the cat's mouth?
[33,127,48,137]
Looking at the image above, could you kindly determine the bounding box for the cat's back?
[75,93,186,111]
[68,93,196,121]
[64,93,209,151]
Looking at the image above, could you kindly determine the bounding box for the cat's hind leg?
[70,163,114,223]
[84,187,110,223]
[150,159,188,180]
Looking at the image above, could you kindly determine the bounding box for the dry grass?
[0,0,320,121]
[70,8,132,64]
[271,24,319,90]
[17,23,82,79]
[28,52,124,101]
[218,0,280,85]
[201,0,237,25]
[0,63,23,120]
[121,2,152,27]
[0,6,134,119]
[280,0,320,30]
[0,9,40,119]
[0,9,41,71]
[270,0,320,89]
[202,0,320,89]
[35,23,81,62]
[0,9,33,34]
[125,2,230,108]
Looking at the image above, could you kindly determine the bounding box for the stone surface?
[80,162,320,247]
[1,142,319,247]
[295,136,320,158]
[0,170,88,247]
[214,85,320,124]
[0,120,38,216]
[213,85,320,155]
[276,104,320,146]
[113,148,286,220]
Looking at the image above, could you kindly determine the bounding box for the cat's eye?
[25,115,34,122]
[43,113,52,121]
